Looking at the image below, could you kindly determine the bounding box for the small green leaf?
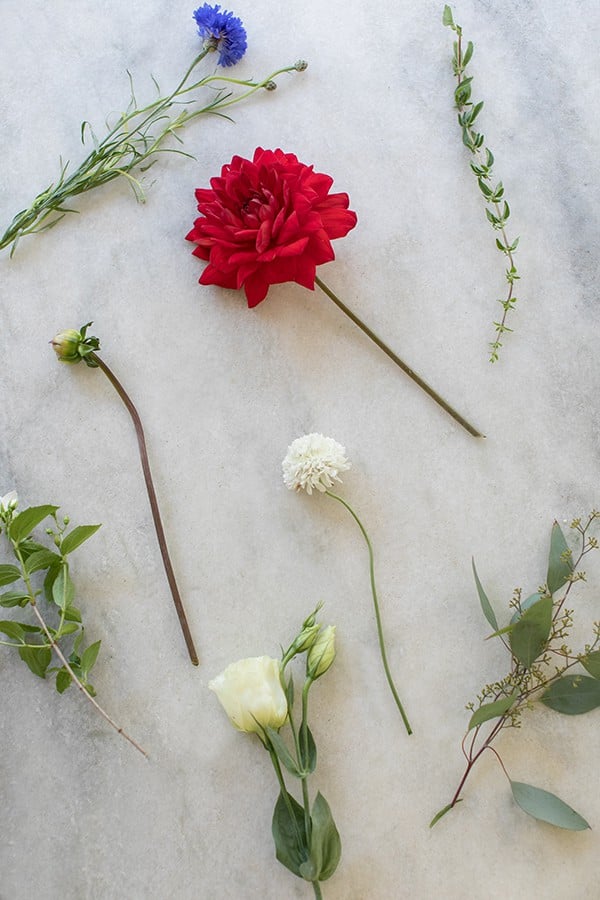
[0,564,21,587]
[0,590,30,608]
[271,791,308,878]
[442,5,454,27]
[510,781,590,830]
[52,565,75,610]
[581,650,600,679]
[63,605,82,623]
[309,792,341,881]
[60,524,101,555]
[56,668,72,694]
[462,40,474,67]
[541,675,600,715]
[25,549,61,574]
[80,640,101,677]
[429,801,461,828]
[44,563,61,605]
[472,559,498,630]
[9,505,58,543]
[468,692,518,730]
[299,726,317,774]
[509,596,553,667]
[58,622,80,636]
[285,673,294,708]
[264,727,303,778]
[0,620,25,641]
[18,645,52,678]
[547,522,573,594]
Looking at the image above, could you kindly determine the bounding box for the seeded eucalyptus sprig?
[0,493,146,756]
[443,6,520,362]
[431,513,600,831]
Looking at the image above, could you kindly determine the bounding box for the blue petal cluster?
[192,4,247,67]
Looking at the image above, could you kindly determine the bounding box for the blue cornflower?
[192,4,247,67]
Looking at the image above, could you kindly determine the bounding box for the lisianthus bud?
[307,626,336,679]
[209,656,288,734]
[51,329,83,363]
[291,623,322,655]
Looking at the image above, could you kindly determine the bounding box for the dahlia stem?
[314,276,483,438]
[89,352,199,666]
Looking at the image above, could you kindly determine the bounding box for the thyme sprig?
[0,53,306,256]
[431,513,600,831]
[443,6,520,362]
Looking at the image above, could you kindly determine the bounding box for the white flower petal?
[282,433,350,495]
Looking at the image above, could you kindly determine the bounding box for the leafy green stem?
[324,490,412,735]
[300,680,313,843]
[315,276,483,437]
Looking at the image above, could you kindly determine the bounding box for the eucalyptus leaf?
[9,505,58,544]
[310,792,341,881]
[581,650,600,679]
[546,522,573,595]
[468,692,518,730]
[429,801,461,828]
[510,592,543,625]
[52,566,75,610]
[0,565,21,587]
[510,781,590,831]
[509,596,553,667]
[271,791,308,878]
[472,558,498,630]
[18,645,52,678]
[541,675,600,715]
[60,524,101,555]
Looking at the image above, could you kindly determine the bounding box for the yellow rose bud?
[209,656,288,734]
[307,625,336,679]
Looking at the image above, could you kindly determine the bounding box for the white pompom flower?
[282,433,350,495]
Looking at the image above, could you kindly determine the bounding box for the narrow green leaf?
[0,620,25,641]
[429,801,461,828]
[309,792,341,881]
[60,524,101,555]
[442,5,454,27]
[0,564,21,587]
[25,549,61,574]
[472,559,498,630]
[58,623,80,637]
[581,650,600,679]
[80,640,101,677]
[468,692,518,730]
[44,563,61,605]
[52,565,75,610]
[56,669,72,694]
[469,99,483,121]
[509,596,553,667]
[462,41,474,67]
[541,675,600,715]
[510,781,590,830]
[264,727,303,778]
[63,605,82,623]
[0,590,30,608]
[299,726,317,774]
[9,505,58,543]
[271,791,308,878]
[547,522,573,594]
[18,645,52,678]
[285,673,294,708]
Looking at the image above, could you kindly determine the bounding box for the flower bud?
[0,491,18,514]
[209,656,288,734]
[307,625,336,679]
[51,329,83,363]
[294,59,308,71]
[291,623,322,655]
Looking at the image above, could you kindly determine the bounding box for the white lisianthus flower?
[209,656,288,734]
[0,491,18,513]
[282,433,350,495]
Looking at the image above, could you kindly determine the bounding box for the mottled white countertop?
[2,1,600,898]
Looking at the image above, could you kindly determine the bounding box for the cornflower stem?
[314,277,483,437]
[324,490,413,735]
[12,542,147,757]
[89,352,199,666]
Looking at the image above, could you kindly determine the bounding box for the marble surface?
[2,1,600,897]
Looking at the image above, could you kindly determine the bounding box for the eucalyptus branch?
[443,6,521,362]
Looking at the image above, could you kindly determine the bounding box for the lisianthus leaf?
[546,522,573,595]
[60,524,101,555]
[509,596,553,667]
[581,650,600,679]
[0,564,21,587]
[264,727,303,778]
[18,645,52,679]
[468,692,518,730]
[541,675,600,715]
[271,791,308,878]
[429,801,461,828]
[310,792,341,881]
[299,726,317,774]
[472,558,498,630]
[510,781,590,830]
[9,506,58,544]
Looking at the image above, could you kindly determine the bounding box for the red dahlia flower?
[186,147,357,307]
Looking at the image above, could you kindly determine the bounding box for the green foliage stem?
[443,6,521,361]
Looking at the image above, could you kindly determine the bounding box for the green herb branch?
[443,6,520,362]
[431,513,600,831]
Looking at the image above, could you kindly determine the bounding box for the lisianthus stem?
[89,352,199,666]
[325,490,412,735]
[314,276,483,438]
[312,881,323,899]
